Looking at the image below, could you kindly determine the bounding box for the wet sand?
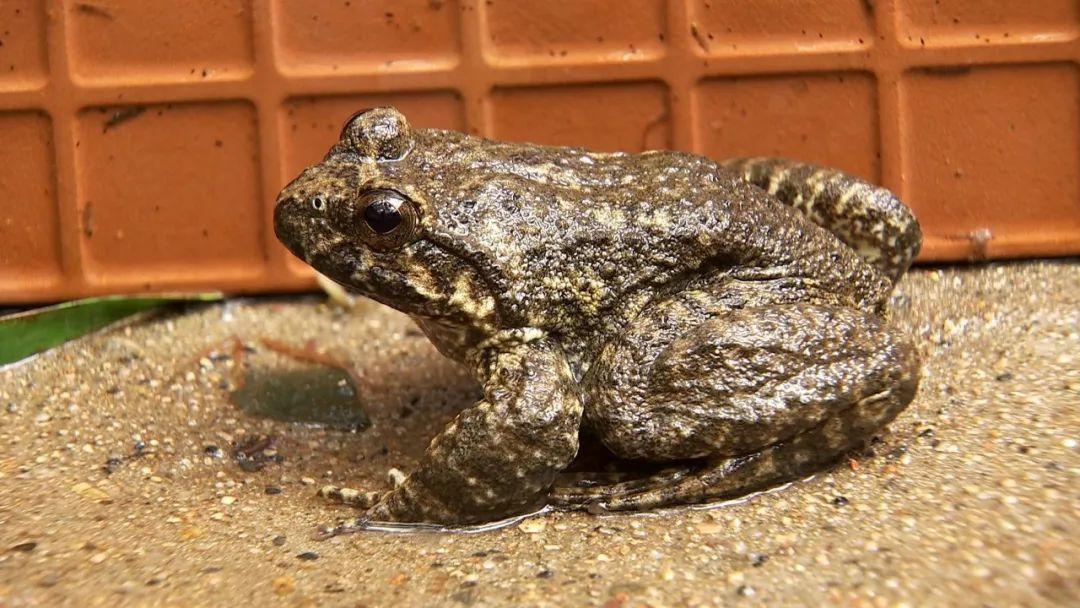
[1,261,1077,607]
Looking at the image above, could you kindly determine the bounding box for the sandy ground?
[0,261,1077,607]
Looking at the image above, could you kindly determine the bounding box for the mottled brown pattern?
[273,107,923,526]
[720,157,923,283]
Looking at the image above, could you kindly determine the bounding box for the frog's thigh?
[584,302,918,462]
[721,157,922,283]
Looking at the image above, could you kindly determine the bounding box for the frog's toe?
[314,515,373,540]
[575,454,777,513]
[317,485,383,509]
[549,466,694,508]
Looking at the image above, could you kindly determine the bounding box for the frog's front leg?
[353,330,582,526]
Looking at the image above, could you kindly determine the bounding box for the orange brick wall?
[1,0,1078,303]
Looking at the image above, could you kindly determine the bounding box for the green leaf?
[0,293,223,366]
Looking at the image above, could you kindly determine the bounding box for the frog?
[273,107,922,530]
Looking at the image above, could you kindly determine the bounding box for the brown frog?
[273,108,922,529]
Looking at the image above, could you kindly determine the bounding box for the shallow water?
[1,261,1077,607]
[230,366,370,431]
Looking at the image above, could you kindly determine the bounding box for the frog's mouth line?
[303,232,447,317]
[305,233,372,287]
[276,196,506,328]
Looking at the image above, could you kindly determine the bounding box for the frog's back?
[412,129,720,194]
[414,129,881,279]
[404,130,891,360]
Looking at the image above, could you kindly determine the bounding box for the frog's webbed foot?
[313,514,374,539]
[359,331,584,525]
[549,466,695,508]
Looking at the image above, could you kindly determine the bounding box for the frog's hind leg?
[561,297,919,513]
[720,157,921,283]
[560,387,907,512]
[551,466,694,505]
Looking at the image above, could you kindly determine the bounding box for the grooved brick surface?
[0,0,1077,302]
[74,101,265,285]
[696,72,880,182]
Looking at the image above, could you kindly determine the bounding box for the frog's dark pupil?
[364,199,402,234]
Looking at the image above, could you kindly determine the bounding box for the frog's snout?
[273,194,305,254]
[272,194,293,234]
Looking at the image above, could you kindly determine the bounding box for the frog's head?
[274,107,497,328]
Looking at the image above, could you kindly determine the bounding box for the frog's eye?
[355,188,419,250]
[310,195,327,212]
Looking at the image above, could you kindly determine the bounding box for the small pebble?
[264,486,283,495]
[297,551,319,561]
[118,581,138,594]
[696,521,724,534]
[272,535,287,546]
[272,576,295,595]
[71,482,110,503]
[832,496,849,507]
[179,527,203,540]
[518,519,547,534]
[38,573,60,587]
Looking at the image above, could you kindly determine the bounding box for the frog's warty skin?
[273,107,923,526]
[720,157,922,283]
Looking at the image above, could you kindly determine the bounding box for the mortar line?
[662,0,694,153]
[873,0,905,197]
[251,0,297,286]
[45,0,87,295]
[460,0,490,137]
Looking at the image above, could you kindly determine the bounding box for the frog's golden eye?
[310,195,327,212]
[355,188,419,250]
